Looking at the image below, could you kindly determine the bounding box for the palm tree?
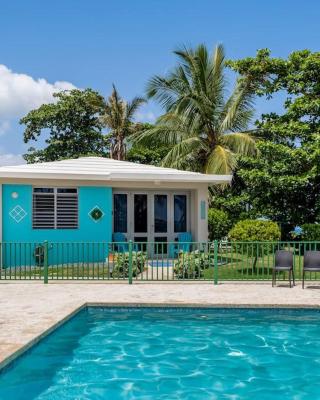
[133,44,257,174]
[101,85,145,160]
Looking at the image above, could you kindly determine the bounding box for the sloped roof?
[0,157,232,184]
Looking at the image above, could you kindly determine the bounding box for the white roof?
[0,157,232,184]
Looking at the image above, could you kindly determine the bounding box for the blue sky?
[0,0,320,164]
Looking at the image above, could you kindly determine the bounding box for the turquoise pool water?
[0,307,320,399]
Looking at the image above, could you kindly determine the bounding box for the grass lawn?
[204,252,308,281]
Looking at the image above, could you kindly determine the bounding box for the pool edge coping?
[1,301,320,372]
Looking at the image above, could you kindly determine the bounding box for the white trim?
[0,157,232,184]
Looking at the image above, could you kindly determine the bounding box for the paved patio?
[1,281,320,369]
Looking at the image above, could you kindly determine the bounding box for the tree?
[21,89,109,163]
[134,44,257,174]
[100,85,145,160]
[127,123,172,165]
[208,208,232,240]
[227,49,320,144]
[213,49,320,231]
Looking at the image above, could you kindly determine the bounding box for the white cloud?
[135,111,156,122]
[0,153,24,166]
[0,64,76,120]
[0,121,10,136]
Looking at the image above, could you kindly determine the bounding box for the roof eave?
[0,171,232,184]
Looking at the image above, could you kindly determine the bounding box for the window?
[154,194,167,233]
[33,188,78,229]
[134,194,148,233]
[174,195,187,232]
[113,194,127,233]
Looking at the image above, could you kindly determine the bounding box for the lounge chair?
[302,251,320,289]
[112,232,129,252]
[272,250,294,288]
[170,232,192,257]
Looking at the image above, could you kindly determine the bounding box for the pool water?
[1,307,320,399]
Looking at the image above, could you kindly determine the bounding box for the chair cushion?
[303,267,320,271]
[274,266,293,271]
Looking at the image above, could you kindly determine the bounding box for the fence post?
[128,240,133,285]
[214,240,218,285]
[43,241,48,284]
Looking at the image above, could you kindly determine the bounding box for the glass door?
[173,194,187,233]
[153,194,168,255]
[133,193,148,251]
[113,193,128,236]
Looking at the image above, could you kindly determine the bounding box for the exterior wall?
[2,184,112,265]
[190,185,209,242]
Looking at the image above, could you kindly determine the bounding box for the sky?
[0,0,320,165]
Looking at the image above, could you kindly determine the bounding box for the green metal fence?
[0,240,320,283]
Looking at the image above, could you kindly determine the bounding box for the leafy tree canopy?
[228,49,320,144]
[213,49,320,230]
[21,89,109,163]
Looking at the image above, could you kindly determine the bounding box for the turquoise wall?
[2,184,113,266]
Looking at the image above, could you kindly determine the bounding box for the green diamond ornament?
[89,206,104,222]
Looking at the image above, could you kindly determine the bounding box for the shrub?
[301,224,320,241]
[174,250,211,279]
[208,208,232,241]
[112,251,146,278]
[228,219,281,260]
[229,219,281,242]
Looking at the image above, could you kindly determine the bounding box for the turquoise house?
[0,157,231,266]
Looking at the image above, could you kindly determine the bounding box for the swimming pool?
[0,307,320,399]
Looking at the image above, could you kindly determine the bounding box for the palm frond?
[126,97,146,120]
[146,76,178,111]
[221,132,258,156]
[208,44,226,108]
[205,145,237,175]
[161,137,207,169]
[220,78,254,132]
[132,112,193,146]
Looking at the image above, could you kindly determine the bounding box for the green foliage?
[127,145,171,166]
[127,123,173,165]
[174,251,210,279]
[112,252,146,278]
[229,220,281,242]
[228,219,281,258]
[21,89,109,163]
[301,224,320,241]
[221,49,320,229]
[208,208,232,240]
[237,141,318,225]
[134,44,257,174]
[228,49,320,144]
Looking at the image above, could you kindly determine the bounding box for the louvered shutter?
[32,188,55,229]
[56,188,78,229]
[32,188,78,229]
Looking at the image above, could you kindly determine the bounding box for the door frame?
[113,189,190,246]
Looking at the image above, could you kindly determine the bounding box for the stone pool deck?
[1,281,320,369]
